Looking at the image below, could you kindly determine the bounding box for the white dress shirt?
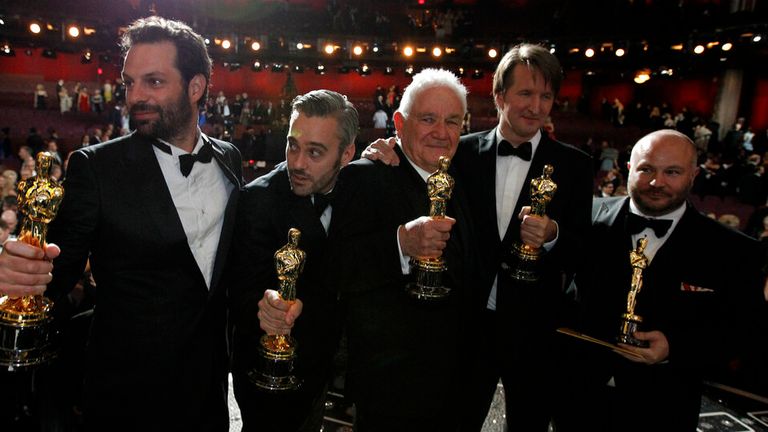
[487,129,557,310]
[153,131,234,289]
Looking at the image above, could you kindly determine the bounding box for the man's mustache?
[130,103,162,115]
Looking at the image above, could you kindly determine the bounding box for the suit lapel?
[120,133,190,252]
[476,130,498,241]
[207,134,241,187]
[393,145,429,218]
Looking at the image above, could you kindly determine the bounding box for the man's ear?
[393,111,405,137]
[188,74,206,105]
[340,139,356,167]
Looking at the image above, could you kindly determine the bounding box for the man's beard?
[129,94,192,142]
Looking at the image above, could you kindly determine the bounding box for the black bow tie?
[178,142,214,177]
[497,140,532,161]
[313,191,334,216]
[625,212,673,237]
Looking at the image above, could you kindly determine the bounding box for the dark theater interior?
[0,1,767,431]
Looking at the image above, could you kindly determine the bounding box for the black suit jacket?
[227,162,343,431]
[573,197,766,431]
[454,128,593,343]
[333,146,478,427]
[47,132,243,431]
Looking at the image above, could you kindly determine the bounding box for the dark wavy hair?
[120,16,212,107]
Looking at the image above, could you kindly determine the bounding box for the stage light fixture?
[315,64,325,75]
[324,44,335,55]
[296,42,304,50]
[0,18,5,25]
[455,67,466,77]
[471,69,484,79]
[432,47,442,57]
[405,65,415,76]
[68,25,80,38]
[293,65,304,73]
[353,45,363,56]
[585,48,595,58]
[549,45,556,54]
[693,44,705,54]
[383,66,394,75]
[271,63,284,73]
[403,46,414,57]
[721,42,733,51]
[81,50,92,64]
[358,64,371,76]
[488,48,498,58]
[222,39,231,50]
[251,41,261,51]
[204,38,211,45]
[372,45,380,53]
[615,48,625,57]
[753,35,762,42]
[42,48,56,58]
[24,49,32,56]
[83,27,96,36]
[29,22,41,34]
[251,61,262,72]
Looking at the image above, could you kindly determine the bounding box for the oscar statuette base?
[0,296,57,371]
[509,242,541,283]
[617,313,650,348]
[249,334,301,392]
[406,257,450,300]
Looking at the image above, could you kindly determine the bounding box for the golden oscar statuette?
[407,156,454,300]
[250,228,305,391]
[0,152,64,370]
[616,237,650,348]
[510,164,557,282]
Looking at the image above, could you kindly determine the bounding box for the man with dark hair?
[452,43,593,431]
[228,89,357,431]
[0,16,242,430]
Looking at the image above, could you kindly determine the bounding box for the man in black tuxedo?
[453,44,593,431]
[561,129,766,432]
[228,90,358,431]
[261,69,477,430]
[0,17,242,430]
[337,69,477,431]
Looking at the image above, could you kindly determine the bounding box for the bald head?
[630,129,697,170]
[627,129,700,217]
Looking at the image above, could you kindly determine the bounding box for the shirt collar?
[495,128,542,156]
[397,140,434,182]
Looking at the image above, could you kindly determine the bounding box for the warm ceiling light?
[693,44,705,54]
[403,46,414,57]
[296,42,304,50]
[585,48,595,58]
[753,35,762,42]
[372,45,380,53]
[722,42,733,51]
[615,48,625,57]
[221,39,231,50]
[432,47,442,57]
[29,22,41,34]
[353,45,363,56]
[68,26,80,38]
[670,43,684,51]
[488,48,498,58]
[251,41,261,51]
[634,70,651,84]
[324,44,335,55]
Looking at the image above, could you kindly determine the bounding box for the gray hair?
[398,68,468,118]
